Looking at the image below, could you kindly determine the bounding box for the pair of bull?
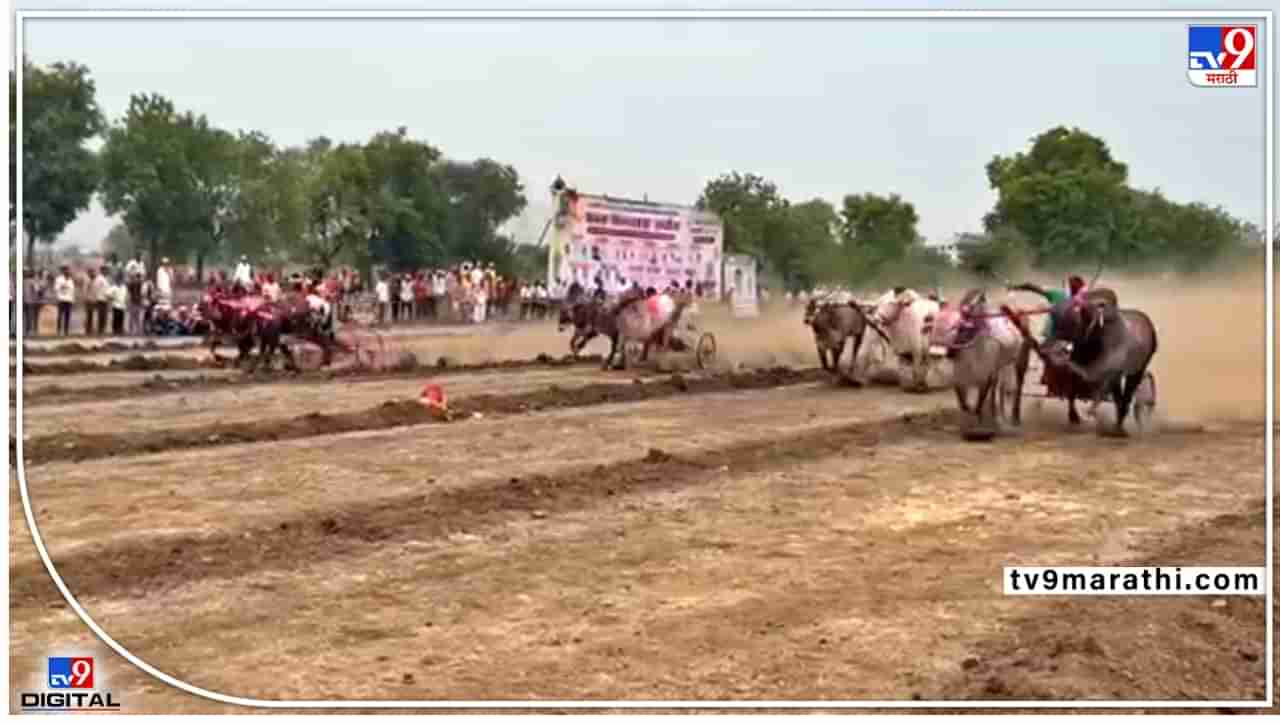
[200,292,339,373]
[805,286,1158,438]
[558,290,694,371]
[803,288,941,392]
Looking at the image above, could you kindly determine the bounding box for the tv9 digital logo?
[48,657,94,689]
[1188,25,1258,87]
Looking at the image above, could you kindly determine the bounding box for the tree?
[956,226,1032,280]
[431,157,528,268]
[99,93,207,272]
[835,192,921,285]
[10,58,105,263]
[182,115,240,280]
[292,138,374,270]
[775,198,839,291]
[361,128,444,271]
[697,172,787,260]
[984,126,1132,268]
[100,223,138,259]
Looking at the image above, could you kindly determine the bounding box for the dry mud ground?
[7,271,1272,713]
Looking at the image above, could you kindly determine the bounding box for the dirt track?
[7,274,1271,713]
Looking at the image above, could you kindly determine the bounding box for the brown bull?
[803,297,869,384]
[1045,288,1157,437]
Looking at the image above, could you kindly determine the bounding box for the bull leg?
[1011,341,1031,426]
[1067,394,1082,426]
[845,333,865,385]
[913,351,930,391]
[974,377,994,430]
[830,338,846,376]
[955,386,972,414]
[1103,372,1144,438]
[816,341,831,372]
[603,334,620,370]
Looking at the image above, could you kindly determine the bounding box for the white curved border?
[10,6,1274,710]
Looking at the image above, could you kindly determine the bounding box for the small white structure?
[722,253,759,319]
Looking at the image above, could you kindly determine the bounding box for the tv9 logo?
[48,656,94,689]
[1188,25,1258,87]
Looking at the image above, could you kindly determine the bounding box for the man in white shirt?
[431,270,447,320]
[374,274,390,325]
[233,255,252,290]
[54,266,76,336]
[155,258,173,308]
[86,268,111,335]
[125,253,146,279]
[110,275,128,335]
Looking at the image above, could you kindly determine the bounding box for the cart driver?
[306,287,336,339]
[1008,275,1086,343]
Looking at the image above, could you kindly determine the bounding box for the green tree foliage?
[835,192,923,286]
[99,222,138,259]
[10,58,105,262]
[99,93,198,270]
[985,125,1251,271]
[697,172,787,261]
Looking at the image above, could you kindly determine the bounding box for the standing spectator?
[126,272,145,336]
[262,273,282,302]
[9,271,16,339]
[233,255,252,290]
[90,267,111,335]
[155,258,173,307]
[399,274,414,323]
[24,269,46,337]
[83,268,101,335]
[388,273,403,323]
[54,266,75,336]
[428,270,444,320]
[472,272,488,324]
[413,273,428,320]
[110,274,127,335]
[375,273,390,325]
[125,252,146,279]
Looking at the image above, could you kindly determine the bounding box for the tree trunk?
[195,252,204,284]
[149,237,160,282]
[25,231,35,270]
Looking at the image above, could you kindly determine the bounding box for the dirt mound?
[19,366,829,465]
[17,340,173,357]
[17,354,213,376]
[17,353,608,407]
[12,405,958,608]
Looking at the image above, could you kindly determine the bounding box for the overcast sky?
[16,0,1273,252]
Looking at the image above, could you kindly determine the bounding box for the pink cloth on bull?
[645,294,677,326]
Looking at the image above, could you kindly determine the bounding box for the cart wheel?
[340,324,387,369]
[696,332,717,369]
[1132,371,1157,430]
[289,340,326,372]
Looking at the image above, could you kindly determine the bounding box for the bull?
[869,288,942,392]
[803,296,871,384]
[1042,288,1157,437]
[927,289,1031,436]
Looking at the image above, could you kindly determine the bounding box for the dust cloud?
[416,269,1267,425]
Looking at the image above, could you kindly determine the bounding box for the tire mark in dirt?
[17,367,828,466]
[15,354,606,407]
[9,406,963,612]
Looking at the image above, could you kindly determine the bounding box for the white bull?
[869,288,942,392]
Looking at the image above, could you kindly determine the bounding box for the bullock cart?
[997,304,1157,429]
[288,312,390,372]
[621,295,718,370]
